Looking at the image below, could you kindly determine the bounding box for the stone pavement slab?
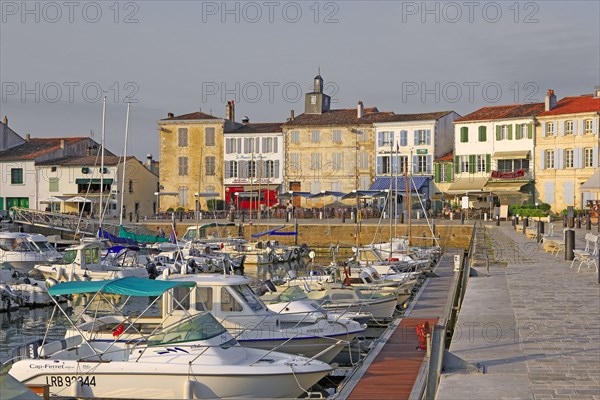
[437,225,600,400]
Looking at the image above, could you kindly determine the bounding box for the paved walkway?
[437,224,600,400]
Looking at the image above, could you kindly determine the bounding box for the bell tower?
[305,71,331,115]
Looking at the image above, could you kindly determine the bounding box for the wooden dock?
[339,249,464,399]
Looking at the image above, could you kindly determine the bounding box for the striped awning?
[369,176,430,191]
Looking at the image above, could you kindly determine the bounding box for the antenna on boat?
[119,103,131,226]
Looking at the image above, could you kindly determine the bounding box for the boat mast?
[99,96,107,230]
[257,155,262,228]
[405,152,411,247]
[196,148,203,238]
[388,134,393,245]
[119,102,130,226]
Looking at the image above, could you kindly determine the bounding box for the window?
[205,156,216,176]
[359,175,370,190]
[460,127,468,143]
[128,180,133,193]
[377,156,391,174]
[378,131,393,147]
[478,126,486,142]
[310,180,320,194]
[10,168,23,184]
[265,160,274,178]
[355,130,367,142]
[49,177,59,192]
[173,286,191,311]
[460,156,469,173]
[584,119,593,135]
[332,153,344,170]
[311,130,320,143]
[310,153,321,170]
[398,156,408,173]
[565,120,574,135]
[400,130,408,146]
[332,130,342,143]
[439,164,449,182]
[565,149,574,168]
[228,160,238,178]
[415,130,429,145]
[232,285,263,312]
[498,159,529,173]
[290,130,300,144]
[51,166,57,172]
[178,186,188,207]
[205,127,215,146]
[262,137,273,153]
[545,150,555,169]
[546,122,554,135]
[499,126,507,140]
[416,155,427,173]
[515,124,526,140]
[476,155,486,172]
[584,148,594,167]
[178,157,188,176]
[178,128,188,147]
[225,138,238,154]
[289,153,300,171]
[195,287,213,311]
[248,160,256,178]
[221,287,243,312]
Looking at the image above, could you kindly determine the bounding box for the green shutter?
[469,155,476,174]
[478,126,486,142]
[496,126,501,140]
[486,154,491,173]
[527,123,533,139]
[446,163,453,182]
[434,163,440,182]
[460,127,468,142]
[49,177,59,192]
[454,156,460,174]
[516,124,521,139]
[508,125,513,140]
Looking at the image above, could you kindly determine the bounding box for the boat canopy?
[48,277,195,297]
[251,225,294,238]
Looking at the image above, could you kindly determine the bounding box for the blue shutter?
[376,157,383,175]
[592,119,598,135]
[426,155,432,173]
[426,130,431,145]
[413,131,418,145]
[274,160,280,178]
[544,182,555,205]
[401,130,407,146]
[273,137,278,153]
[413,155,419,173]
[224,161,231,179]
[377,132,383,147]
[539,149,545,170]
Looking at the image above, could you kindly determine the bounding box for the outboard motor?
[187,258,198,273]
[232,255,245,276]
[146,262,159,280]
[256,279,277,296]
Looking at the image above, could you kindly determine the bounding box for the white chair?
[540,223,555,248]
[574,236,599,273]
[571,233,596,269]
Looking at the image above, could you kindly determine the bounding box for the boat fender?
[162,269,170,279]
[67,268,75,282]
[45,277,59,288]
[55,266,64,280]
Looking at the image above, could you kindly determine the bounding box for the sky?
[1,1,599,160]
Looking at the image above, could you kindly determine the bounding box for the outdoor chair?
[571,234,599,273]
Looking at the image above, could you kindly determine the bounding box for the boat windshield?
[231,285,265,311]
[275,286,308,303]
[62,250,77,264]
[32,240,55,252]
[0,238,35,252]
[148,312,228,346]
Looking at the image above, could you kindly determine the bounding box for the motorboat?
[0,262,62,307]
[7,277,331,399]
[0,232,62,269]
[158,273,366,363]
[35,241,149,282]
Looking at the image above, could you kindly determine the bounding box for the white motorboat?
[0,232,62,269]
[0,262,61,307]
[159,273,366,363]
[35,242,149,282]
[7,277,331,399]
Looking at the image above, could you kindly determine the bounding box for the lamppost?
[234,192,240,219]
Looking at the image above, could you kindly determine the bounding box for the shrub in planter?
[166,207,174,212]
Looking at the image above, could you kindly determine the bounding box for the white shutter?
[273,137,278,153]
[401,130,407,146]
[542,122,547,138]
[413,131,418,145]
[563,182,574,206]
[593,146,599,167]
[413,155,419,173]
[426,155,433,173]
[539,149,545,170]
[554,120,558,136]
[274,160,280,178]
[544,182,555,204]
[376,157,383,174]
[592,119,598,135]
[579,119,585,135]
[426,130,431,145]
[557,148,564,169]
[573,120,578,136]
[558,120,563,136]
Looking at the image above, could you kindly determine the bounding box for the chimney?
[146,154,153,167]
[167,112,174,119]
[25,133,31,141]
[290,110,295,121]
[86,146,92,156]
[2,116,7,126]
[242,116,249,124]
[594,86,600,98]
[226,100,235,122]
[544,89,557,111]
[357,101,364,118]
[60,139,65,149]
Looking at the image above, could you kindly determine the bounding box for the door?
[290,181,301,208]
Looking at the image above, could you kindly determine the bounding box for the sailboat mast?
[99,96,107,230]
[119,103,130,226]
[388,134,393,245]
[407,149,412,246]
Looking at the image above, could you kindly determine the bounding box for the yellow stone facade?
[158,117,224,211]
[535,113,599,212]
[283,125,374,206]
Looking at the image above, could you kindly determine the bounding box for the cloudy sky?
[1,1,598,160]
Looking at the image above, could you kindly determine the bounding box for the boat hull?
[10,360,329,399]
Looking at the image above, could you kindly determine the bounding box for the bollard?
[401,211,405,224]
[319,211,323,220]
[577,215,582,229]
[565,229,575,261]
[416,211,420,220]
[522,218,527,235]
[537,220,543,243]
[342,212,346,223]
[238,223,244,237]
[515,216,519,228]
[352,211,356,223]
[129,212,133,222]
[496,216,500,226]
[461,212,465,225]
[563,215,567,228]
[525,217,529,228]
[449,212,452,221]
[242,211,245,223]
[586,214,591,230]
[512,216,516,228]
[179,212,183,222]
[484,213,488,222]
